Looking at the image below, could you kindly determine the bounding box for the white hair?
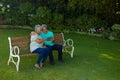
[42,24,47,28]
[35,24,42,31]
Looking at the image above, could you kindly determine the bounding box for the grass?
[0,29,120,80]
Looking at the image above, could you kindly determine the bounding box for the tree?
[29,7,51,26]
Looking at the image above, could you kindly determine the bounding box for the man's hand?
[30,31,36,36]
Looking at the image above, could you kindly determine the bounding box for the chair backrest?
[54,33,64,45]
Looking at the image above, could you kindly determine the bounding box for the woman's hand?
[35,38,44,44]
[42,46,46,48]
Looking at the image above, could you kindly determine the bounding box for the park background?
[0,0,120,80]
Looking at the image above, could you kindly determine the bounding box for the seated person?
[41,24,64,65]
[30,25,49,69]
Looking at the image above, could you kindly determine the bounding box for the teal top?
[41,31,54,46]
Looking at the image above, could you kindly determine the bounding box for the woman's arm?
[35,38,44,44]
[30,32,44,44]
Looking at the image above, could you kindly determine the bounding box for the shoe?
[40,63,44,68]
[49,61,55,65]
[58,60,64,63]
[34,64,40,69]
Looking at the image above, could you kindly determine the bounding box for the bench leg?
[7,54,20,72]
[7,54,16,65]
[8,54,11,65]
[70,46,74,58]
[16,56,20,72]
[63,46,74,58]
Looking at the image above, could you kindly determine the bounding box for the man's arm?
[30,31,36,36]
[46,37,54,41]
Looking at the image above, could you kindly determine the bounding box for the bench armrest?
[11,46,20,56]
[64,38,74,46]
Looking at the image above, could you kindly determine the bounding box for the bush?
[102,24,120,41]
[108,32,117,40]
[5,11,28,25]
[4,2,34,25]
[112,24,120,31]
[29,7,51,26]
[19,2,34,14]
[70,14,107,32]
[102,29,110,39]
[50,13,64,30]
[111,24,120,40]
[66,18,76,31]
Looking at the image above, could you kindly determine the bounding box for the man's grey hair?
[35,24,42,31]
[42,24,47,28]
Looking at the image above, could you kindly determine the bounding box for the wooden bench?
[7,33,74,71]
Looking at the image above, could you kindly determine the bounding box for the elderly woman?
[30,25,49,69]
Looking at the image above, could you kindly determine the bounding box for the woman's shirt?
[30,33,43,52]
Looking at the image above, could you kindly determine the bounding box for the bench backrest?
[11,36,30,50]
[10,33,64,51]
[54,33,64,45]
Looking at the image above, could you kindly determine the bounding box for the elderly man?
[41,24,64,65]
[30,25,49,69]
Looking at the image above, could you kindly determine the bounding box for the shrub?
[108,32,117,40]
[111,24,120,40]
[29,7,51,26]
[50,13,64,30]
[66,18,76,31]
[102,24,120,41]
[5,11,28,25]
[19,2,34,14]
[112,24,120,31]
[74,14,107,32]
[53,13,63,24]
[102,29,110,39]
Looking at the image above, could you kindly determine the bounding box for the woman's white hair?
[35,24,42,31]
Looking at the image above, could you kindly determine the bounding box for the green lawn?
[0,29,120,80]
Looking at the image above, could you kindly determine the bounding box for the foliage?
[1,0,120,29]
[67,14,107,32]
[50,13,64,30]
[53,13,63,24]
[66,18,76,30]
[111,24,120,40]
[112,24,120,31]
[29,7,51,26]
[102,29,111,39]
[5,11,28,25]
[19,2,34,14]
[102,24,120,41]
[4,2,35,25]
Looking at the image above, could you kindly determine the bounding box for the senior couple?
[30,24,63,69]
